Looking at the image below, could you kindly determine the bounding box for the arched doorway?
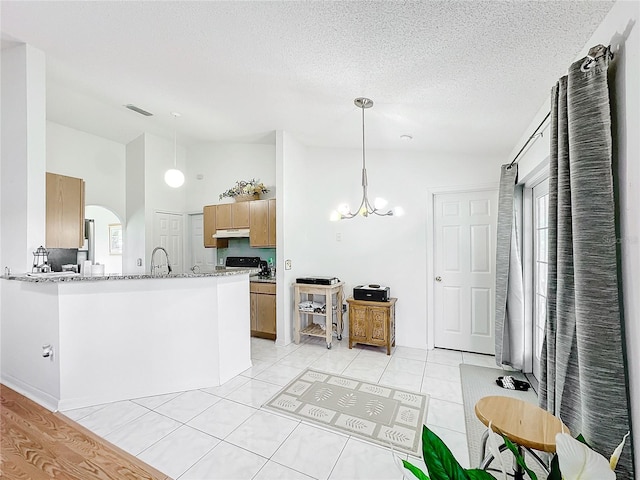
[86,205,122,275]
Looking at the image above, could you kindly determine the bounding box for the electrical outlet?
[285,259,292,270]
[336,232,342,242]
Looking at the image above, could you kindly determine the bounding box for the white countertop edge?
[2,268,256,283]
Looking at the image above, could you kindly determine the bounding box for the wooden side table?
[293,282,344,349]
[347,297,396,355]
[475,395,569,479]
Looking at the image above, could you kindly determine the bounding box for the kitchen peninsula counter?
[1,270,252,412]
[5,267,256,283]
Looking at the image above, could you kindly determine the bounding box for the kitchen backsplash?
[216,238,275,265]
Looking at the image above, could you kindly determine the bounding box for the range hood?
[212,228,250,239]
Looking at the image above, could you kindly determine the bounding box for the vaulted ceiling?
[1,1,614,157]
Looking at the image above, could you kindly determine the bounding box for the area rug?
[460,364,545,476]
[263,368,429,455]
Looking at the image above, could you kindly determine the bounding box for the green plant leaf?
[466,469,498,479]
[546,453,562,480]
[501,435,538,480]
[575,434,591,448]
[421,426,470,480]
[402,459,431,480]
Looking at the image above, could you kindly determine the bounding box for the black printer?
[353,284,390,302]
[296,276,340,285]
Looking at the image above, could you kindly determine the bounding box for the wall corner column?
[1,43,47,274]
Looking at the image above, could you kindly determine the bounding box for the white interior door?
[154,211,184,274]
[188,213,217,273]
[434,189,498,354]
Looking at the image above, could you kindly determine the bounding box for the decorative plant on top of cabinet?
[219,179,269,201]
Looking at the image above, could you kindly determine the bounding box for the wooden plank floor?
[0,384,171,480]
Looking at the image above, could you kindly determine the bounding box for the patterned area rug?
[263,368,429,455]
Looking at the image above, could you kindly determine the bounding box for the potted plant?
[394,425,629,480]
[219,179,269,202]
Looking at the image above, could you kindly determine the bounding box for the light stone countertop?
[3,268,256,283]
[250,275,276,284]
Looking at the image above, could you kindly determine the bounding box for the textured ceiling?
[0,1,615,156]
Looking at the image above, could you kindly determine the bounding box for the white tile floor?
[62,338,495,479]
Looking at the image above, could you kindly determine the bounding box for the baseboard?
[1,374,59,412]
[57,376,226,411]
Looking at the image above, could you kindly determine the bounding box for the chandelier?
[330,98,402,221]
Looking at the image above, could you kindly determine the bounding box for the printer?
[353,284,390,302]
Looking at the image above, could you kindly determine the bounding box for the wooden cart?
[293,282,344,349]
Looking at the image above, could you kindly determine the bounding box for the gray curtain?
[495,164,525,369]
[539,45,634,479]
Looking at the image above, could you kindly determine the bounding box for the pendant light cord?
[361,103,366,172]
[173,119,177,168]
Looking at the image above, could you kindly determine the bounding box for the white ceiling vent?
[124,104,153,116]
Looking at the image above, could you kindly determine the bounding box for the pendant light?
[164,112,185,188]
[330,98,403,221]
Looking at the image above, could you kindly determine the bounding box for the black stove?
[225,256,261,268]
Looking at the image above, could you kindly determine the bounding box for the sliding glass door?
[532,178,549,380]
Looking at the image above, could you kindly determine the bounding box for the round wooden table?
[474,396,569,479]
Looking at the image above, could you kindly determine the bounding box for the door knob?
[435,276,442,282]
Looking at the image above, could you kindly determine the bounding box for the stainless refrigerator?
[77,219,95,265]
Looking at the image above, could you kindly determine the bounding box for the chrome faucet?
[150,246,172,276]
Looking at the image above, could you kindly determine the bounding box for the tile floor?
[62,338,497,480]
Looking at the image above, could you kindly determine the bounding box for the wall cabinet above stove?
[203,205,228,248]
[203,198,275,248]
[216,202,250,229]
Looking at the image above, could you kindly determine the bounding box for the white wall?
[279,141,503,349]
[122,132,189,274]
[1,280,61,411]
[124,135,145,274]
[514,0,639,470]
[277,131,303,345]
[142,133,188,268]
[46,121,126,221]
[0,44,46,274]
[186,143,276,212]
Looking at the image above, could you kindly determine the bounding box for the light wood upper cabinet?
[203,198,274,248]
[216,202,250,229]
[267,198,276,246]
[250,198,276,247]
[46,172,85,248]
[203,205,228,248]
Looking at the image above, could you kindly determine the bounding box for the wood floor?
[0,384,171,480]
